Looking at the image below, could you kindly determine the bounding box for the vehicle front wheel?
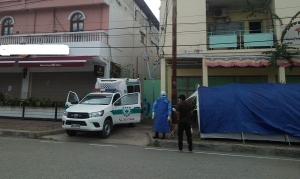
[100,120,112,139]
[66,130,77,136]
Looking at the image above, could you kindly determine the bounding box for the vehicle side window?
[68,92,78,104]
[112,94,120,103]
[115,93,138,106]
[134,85,140,93]
[127,85,134,93]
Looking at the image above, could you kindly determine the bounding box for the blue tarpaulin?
[198,83,300,137]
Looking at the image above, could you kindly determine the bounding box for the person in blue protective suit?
[152,91,172,139]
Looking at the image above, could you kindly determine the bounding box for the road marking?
[40,141,64,144]
[145,148,300,162]
[90,144,117,147]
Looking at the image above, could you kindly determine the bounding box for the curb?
[0,129,65,139]
[147,132,300,158]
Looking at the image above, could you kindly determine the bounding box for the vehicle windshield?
[79,94,112,105]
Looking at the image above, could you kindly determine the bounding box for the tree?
[240,0,300,70]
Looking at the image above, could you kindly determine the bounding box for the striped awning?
[205,56,300,67]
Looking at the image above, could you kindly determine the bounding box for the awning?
[0,58,19,67]
[18,56,94,67]
[205,56,271,67]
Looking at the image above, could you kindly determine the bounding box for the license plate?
[71,124,80,129]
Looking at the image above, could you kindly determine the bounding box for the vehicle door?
[65,91,79,109]
[111,92,141,124]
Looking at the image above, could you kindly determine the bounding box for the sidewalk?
[0,118,64,139]
[148,132,300,158]
[1,117,300,158]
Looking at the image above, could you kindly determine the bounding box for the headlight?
[63,111,68,116]
[89,110,104,118]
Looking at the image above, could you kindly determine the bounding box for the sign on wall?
[281,24,300,45]
[94,65,105,77]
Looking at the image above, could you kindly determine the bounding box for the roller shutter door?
[208,76,268,86]
[31,72,96,102]
[0,73,22,98]
[286,76,300,83]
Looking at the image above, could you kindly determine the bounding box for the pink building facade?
[0,0,159,102]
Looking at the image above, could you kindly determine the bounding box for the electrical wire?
[1,2,299,49]
[6,14,299,36]
[2,0,300,22]
[56,37,299,49]
[2,0,300,26]
[0,0,53,10]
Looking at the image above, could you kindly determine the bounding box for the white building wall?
[107,0,159,79]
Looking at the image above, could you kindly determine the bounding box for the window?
[127,86,134,93]
[134,85,140,93]
[140,32,145,44]
[176,77,202,98]
[112,93,121,103]
[67,92,79,104]
[115,93,138,105]
[71,13,84,32]
[127,85,140,93]
[79,94,112,105]
[208,22,244,36]
[1,18,14,35]
[249,21,262,33]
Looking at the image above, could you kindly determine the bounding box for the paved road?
[41,123,152,146]
[1,137,299,179]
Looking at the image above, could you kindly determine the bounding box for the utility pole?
[171,0,177,106]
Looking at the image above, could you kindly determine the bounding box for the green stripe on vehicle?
[110,108,141,115]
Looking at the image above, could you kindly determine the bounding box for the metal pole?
[171,0,177,106]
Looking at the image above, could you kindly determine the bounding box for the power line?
[4,21,290,40]
[2,1,300,28]
[62,37,300,49]
[2,0,300,21]
[0,0,53,10]
[7,14,299,35]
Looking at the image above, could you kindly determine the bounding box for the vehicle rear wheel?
[100,120,112,139]
[66,130,77,136]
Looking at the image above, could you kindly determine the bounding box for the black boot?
[153,132,159,139]
[161,133,165,139]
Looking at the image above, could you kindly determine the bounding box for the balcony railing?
[208,29,274,50]
[0,30,109,45]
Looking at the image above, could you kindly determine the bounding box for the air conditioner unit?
[213,8,227,17]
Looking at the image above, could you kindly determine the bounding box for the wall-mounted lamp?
[16,30,19,34]
[54,29,57,32]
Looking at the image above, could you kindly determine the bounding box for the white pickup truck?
[62,78,142,138]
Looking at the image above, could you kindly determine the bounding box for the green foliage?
[240,0,300,70]
[262,43,299,70]
[0,92,64,107]
[240,0,282,26]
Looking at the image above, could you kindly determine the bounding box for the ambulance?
[62,78,142,138]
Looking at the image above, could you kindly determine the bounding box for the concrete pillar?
[278,67,286,84]
[160,58,166,91]
[202,57,208,87]
[21,71,30,99]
